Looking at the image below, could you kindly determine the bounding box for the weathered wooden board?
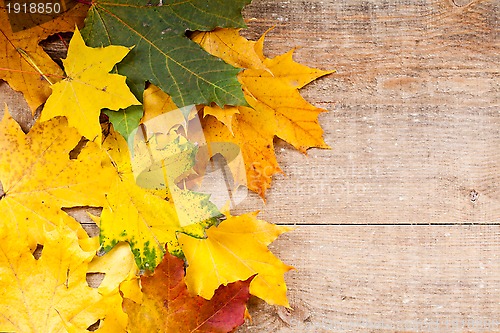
[72,222,499,332]
[236,0,499,224]
[236,0,499,331]
[239,225,500,332]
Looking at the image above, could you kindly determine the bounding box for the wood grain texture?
[235,0,499,224]
[237,0,499,331]
[239,225,500,332]
[0,82,35,132]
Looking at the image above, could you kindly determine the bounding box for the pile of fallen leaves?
[0,0,332,331]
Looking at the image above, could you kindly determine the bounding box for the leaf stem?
[16,49,55,85]
[0,67,66,80]
[139,123,155,166]
[57,33,69,50]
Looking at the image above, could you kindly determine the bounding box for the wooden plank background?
[236,0,500,331]
[0,0,498,332]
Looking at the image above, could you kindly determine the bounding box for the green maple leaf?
[103,106,143,141]
[82,0,250,109]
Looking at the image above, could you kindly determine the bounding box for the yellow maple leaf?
[0,107,114,249]
[140,84,200,135]
[40,28,140,143]
[131,131,196,189]
[0,1,88,112]
[178,212,293,307]
[241,51,332,152]
[138,88,251,195]
[99,126,219,270]
[88,242,139,296]
[193,28,333,196]
[88,242,140,332]
[99,127,180,270]
[191,28,268,72]
[141,84,181,125]
[0,224,127,332]
[204,104,240,135]
[89,242,142,306]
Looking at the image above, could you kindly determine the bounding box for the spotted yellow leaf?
[0,107,113,249]
[99,126,219,270]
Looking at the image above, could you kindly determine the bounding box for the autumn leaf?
[141,84,180,125]
[82,0,251,109]
[137,85,250,198]
[136,91,226,227]
[134,97,234,229]
[0,0,88,112]
[103,106,143,142]
[0,3,323,331]
[88,242,141,332]
[201,104,280,197]
[240,51,333,153]
[102,83,182,143]
[0,107,114,249]
[88,242,139,296]
[204,105,240,135]
[123,245,253,333]
[192,28,268,72]
[99,126,219,270]
[99,127,180,270]
[131,131,197,188]
[0,225,126,332]
[40,28,140,143]
[179,212,294,307]
[103,83,192,144]
[193,28,333,196]
[89,242,142,309]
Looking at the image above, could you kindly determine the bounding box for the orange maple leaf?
[192,28,334,197]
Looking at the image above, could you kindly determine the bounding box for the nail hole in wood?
[451,0,473,7]
[470,189,479,203]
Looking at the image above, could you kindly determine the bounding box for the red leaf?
[123,246,253,332]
